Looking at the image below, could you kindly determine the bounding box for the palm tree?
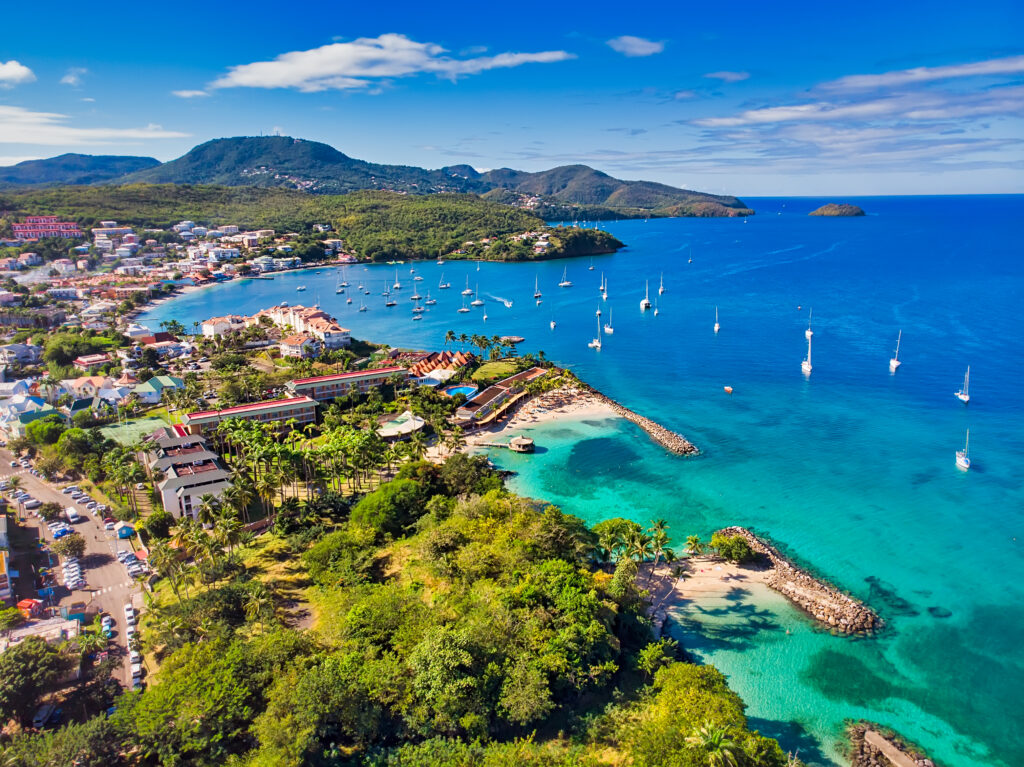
[196,493,221,528]
[685,723,744,767]
[444,329,456,349]
[244,586,274,632]
[7,476,21,494]
[686,535,704,556]
[407,431,427,461]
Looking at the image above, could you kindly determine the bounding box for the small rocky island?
[809,203,866,216]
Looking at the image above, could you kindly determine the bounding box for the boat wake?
[488,294,514,308]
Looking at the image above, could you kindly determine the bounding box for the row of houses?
[202,304,352,359]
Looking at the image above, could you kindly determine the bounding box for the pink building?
[12,216,82,239]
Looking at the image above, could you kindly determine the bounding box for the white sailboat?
[596,305,602,317]
[358,298,367,312]
[802,333,813,375]
[603,308,614,335]
[587,316,602,349]
[461,276,473,296]
[714,306,720,334]
[393,270,402,290]
[425,291,437,306]
[296,285,306,292]
[482,310,488,321]
[588,258,595,271]
[956,429,971,470]
[339,268,349,287]
[471,285,485,307]
[550,319,556,330]
[658,273,665,296]
[533,276,542,299]
[438,273,451,289]
[955,366,970,404]
[335,276,344,294]
[346,296,352,304]
[558,267,573,287]
[457,297,470,313]
[805,308,813,340]
[654,298,659,316]
[640,280,652,311]
[889,330,902,372]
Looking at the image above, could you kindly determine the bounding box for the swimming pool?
[442,385,478,399]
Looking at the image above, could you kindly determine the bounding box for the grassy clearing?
[471,360,516,382]
[99,415,169,445]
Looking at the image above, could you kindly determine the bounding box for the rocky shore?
[847,722,937,767]
[718,526,881,634]
[583,385,699,455]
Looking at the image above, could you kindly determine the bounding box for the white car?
[23,499,41,509]
[104,521,116,531]
[130,663,143,678]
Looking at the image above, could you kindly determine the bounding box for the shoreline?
[462,384,618,450]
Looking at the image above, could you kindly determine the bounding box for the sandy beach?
[641,556,772,636]
[463,384,619,448]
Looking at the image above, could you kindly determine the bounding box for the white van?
[65,507,80,524]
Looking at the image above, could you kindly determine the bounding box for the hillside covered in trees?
[0,185,621,261]
[0,136,754,219]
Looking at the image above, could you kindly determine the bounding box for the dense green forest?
[0,454,793,766]
[0,185,621,261]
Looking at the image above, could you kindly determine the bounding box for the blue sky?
[1,0,1022,195]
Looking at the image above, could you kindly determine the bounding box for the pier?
[583,385,699,455]
[478,435,535,453]
[718,526,881,634]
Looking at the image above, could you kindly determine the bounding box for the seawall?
[582,385,699,456]
[718,526,881,634]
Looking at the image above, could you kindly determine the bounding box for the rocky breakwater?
[847,722,937,767]
[583,386,698,456]
[718,526,881,635]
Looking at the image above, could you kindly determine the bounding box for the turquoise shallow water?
[141,196,1024,766]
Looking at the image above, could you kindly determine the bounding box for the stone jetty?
[718,526,881,634]
[583,386,699,455]
[847,722,936,767]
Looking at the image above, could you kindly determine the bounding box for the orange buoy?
[723,386,733,394]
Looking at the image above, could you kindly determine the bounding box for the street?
[2,449,143,687]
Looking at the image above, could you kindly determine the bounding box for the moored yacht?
[714,306,720,334]
[956,429,971,470]
[533,276,542,299]
[587,316,602,349]
[603,308,614,335]
[461,276,473,296]
[955,366,970,404]
[470,285,485,306]
[658,273,665,296]
[802,333,813,375]
[640,281,652,311]
[558,267,573,287]
[889,330,902,372]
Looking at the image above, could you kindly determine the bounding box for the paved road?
[1,450,142,687]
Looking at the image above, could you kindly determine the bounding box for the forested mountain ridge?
[0,153,159,189]
[0,136,753,217]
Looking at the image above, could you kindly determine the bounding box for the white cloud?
[0,60,35,87]
[606,36,664,57]
[60,67,87,86]
[693,87,1024,127]
[0,105,189,146]
[673,89,696,100]
[210,33,574,92]
[172,89,210,98]
[821,55,1024,91]
[704,71,749,83]
[81,97,96,103]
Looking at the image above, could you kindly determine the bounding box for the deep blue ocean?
[141,195,1024,766]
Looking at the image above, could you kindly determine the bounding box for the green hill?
[0,184,620,261]
[0,153,159,189]
[114,136,752,217]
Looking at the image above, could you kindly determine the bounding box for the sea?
[139,195,1024,766]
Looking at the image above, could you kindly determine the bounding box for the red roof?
[290,366,406,386]
[185,395,316,421]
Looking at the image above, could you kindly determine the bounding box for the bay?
[140,195,1024,766]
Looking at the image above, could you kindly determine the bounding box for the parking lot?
[2,449,145,688]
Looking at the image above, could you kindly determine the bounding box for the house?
[253,304,350,349]
[279,333,319,359]
[201,315,248,337]
[284,367,407,402]
[12,216,82,240]
[0,398,62,438]
[72,354,111,372]
[17,252,43,267]
[147,428,232,519]
[0,380,31,398]
[181,396,317,435]
[133,375,185,404]
[0,343,43,366]
[402,351,475,383]
[62,376,110,399]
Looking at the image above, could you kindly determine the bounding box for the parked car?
[53,528,71,539]
[130,663,143,679]
[23,499,40,509]
[104,521,116,531]
[62,486,78,494]
[8,460,18,468]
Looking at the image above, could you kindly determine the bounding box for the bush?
[350,479,426,537]
[710,532,756,563]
